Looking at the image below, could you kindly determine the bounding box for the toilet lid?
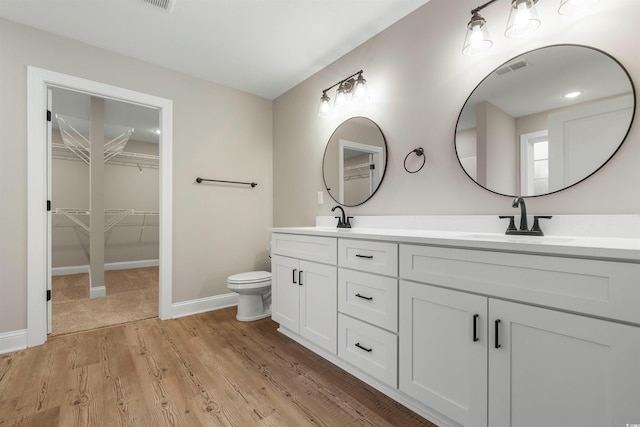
[228,271,272,284]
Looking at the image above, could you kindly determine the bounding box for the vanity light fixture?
[463,0,598,56]
[462,9,493,56]
[505,0,541,38]
[318,70,370,117]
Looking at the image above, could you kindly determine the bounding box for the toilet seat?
[227,271,271,285]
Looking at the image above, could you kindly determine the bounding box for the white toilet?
[227,271,272,321]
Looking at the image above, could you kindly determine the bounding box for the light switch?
[317,191,324,205]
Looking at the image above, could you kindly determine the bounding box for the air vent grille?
[140,0,176,12]
[495,60,529,76]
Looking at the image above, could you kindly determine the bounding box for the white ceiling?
[0,0,431,100]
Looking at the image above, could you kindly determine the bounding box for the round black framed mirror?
[455,44,635,197]
[322,117,388,206]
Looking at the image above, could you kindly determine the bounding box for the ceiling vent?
[495,60,529,76]
[140,0,176,12]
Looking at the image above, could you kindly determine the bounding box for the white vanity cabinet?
[336,239,399,387]
[399,243,640,427]
[271,234,338,354]
[399,281,488,426]
[270,228,640,427]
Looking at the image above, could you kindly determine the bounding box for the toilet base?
[236,308,271,322]
[235,293,271,322]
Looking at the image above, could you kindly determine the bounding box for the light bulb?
[505,0,540,38]
[462,13,492,56]
[469,25,484,47]
[318,92,332,117]
[514,3,530,29]
[351,73,370,103]
[335,89,347,106]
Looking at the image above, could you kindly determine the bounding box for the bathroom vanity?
[270,224,640,427]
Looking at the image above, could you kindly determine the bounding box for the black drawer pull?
[299,270,303,286]
[355,293,373,301]
[494,319,501,349]
[292,269,297,284]
[473,314,479,342]
[355,342,372,352]
[355,254,373,259]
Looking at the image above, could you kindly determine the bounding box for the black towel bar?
[196,177,257,188]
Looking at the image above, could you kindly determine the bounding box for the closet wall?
[52,132,160,269]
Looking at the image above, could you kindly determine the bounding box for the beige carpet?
[51,267,158,336]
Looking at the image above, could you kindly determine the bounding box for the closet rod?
[196,177,257,188]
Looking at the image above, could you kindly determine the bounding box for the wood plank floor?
[0,307,437,426]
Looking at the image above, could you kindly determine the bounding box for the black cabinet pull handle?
[299,270,303,286]
[292,269,297,284]
[355,254,373,259]
[355,293,373,301]
[355,342,372,352]
[494,319,501,349]
[473,314,479,342]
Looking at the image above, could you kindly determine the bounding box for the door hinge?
[47,110,52,122]
[47,200,51,211]
[46,290,51,301]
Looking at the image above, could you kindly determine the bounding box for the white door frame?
[27,66,173,347]
[338,139,383,205]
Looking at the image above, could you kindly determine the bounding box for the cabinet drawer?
[400,244,640,325]
[338,313,398,388]
[338,239,398,276]
[271,233,337,265]
[338,269,398,332]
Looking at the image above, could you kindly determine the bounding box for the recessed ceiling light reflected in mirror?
[563,91,583,99]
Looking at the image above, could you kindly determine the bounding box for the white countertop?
[270,226,640,263]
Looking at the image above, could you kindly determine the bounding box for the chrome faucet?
[331,205,352,228]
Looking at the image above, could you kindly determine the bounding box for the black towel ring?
[404,147,425,173]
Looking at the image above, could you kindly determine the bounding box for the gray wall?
[0,18,273,334]
[273,0,640,226]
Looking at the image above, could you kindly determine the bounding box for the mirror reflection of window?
[455,45,635,197]
[520,130,548,195]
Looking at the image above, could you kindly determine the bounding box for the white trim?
[52,265,90,276]
[27,66,173,348]
[0,330,28,355]
[171,293,239,319]
[519,130,548,196]
[89,286,107,299]
[52,259,160,276]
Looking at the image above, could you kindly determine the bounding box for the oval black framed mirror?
[323,117,388,206]
[455,44,635,197]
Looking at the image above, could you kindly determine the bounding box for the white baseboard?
[0,329,28,355]
[90,286,106,299]
[52,259,159,276]
[171,292,239,319]
[105,259,160,271]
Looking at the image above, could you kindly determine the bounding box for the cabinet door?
[399,280,488,427]
[271,255,300,333]
[299,260,337,354]
[489,299,640,427]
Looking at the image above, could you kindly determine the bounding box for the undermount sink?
[459,233,576,244]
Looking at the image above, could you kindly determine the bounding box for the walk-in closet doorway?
[49,87,161,335]
[27,67,173,347]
